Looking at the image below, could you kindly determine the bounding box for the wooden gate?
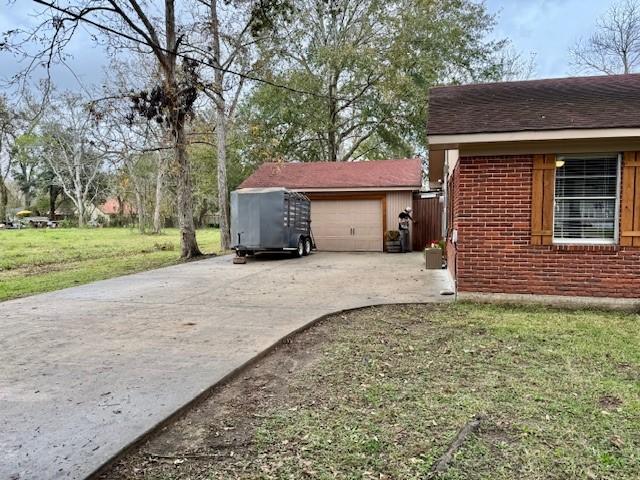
[412,196,443,251]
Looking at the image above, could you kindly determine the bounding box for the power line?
[31,0,338,101]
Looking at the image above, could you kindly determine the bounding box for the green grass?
[0,227,221,302]
[107,303,640,480]
[250,304,640,479]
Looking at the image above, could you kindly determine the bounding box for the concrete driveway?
[1,252,452,479]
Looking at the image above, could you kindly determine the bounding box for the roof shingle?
[427,73,640,135]
[239,159,423,190]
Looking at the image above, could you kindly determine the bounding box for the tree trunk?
[77,200,85,227]
[327,71,339,162]
[198,204,208,228]
[48,186,57,220]
[135,188,145,234]
[216,109,231,249]
[210,0,231,250]
[174,118,201,258]
[24,191,32,209]
[153,156,166,234]
[162,0,200,257]
[623,51,630,74]
[0,178,7,221]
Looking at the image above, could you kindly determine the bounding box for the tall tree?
[11,133,41,208]
[7,0,292,254]
[0,94,46,219]
[7,1,202,256]
[102,55,172,233]
[36,161,63,220]
[245,0,399,162]
[571,0,640,74]
[0,96,13,221]
[239,0,512,163]
[190,0,291,249]
[41,94,107,227]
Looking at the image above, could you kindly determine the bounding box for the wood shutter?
[621,152,640,247]
[531,154,555,245]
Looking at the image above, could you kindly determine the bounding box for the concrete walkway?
[1,252,452,479]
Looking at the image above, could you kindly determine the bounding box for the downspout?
[443,150,458,300]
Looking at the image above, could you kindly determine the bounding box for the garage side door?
[311,199,383,252]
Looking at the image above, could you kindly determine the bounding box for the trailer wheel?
[293,238,304,257]
[303,237,312,256]
[237,250,247,257]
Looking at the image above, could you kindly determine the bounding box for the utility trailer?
[230,187,315,258]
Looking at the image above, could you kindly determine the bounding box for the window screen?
[553,155,619,242]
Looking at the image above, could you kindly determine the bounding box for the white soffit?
[428,128,640,146]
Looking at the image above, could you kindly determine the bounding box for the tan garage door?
[311,199,383,251]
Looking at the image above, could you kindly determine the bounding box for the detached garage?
[238,159,424,252]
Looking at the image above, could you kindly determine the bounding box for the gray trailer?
[230,187,315,258]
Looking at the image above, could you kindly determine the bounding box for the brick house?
[427,74,640,302]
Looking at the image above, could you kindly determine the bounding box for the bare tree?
[97,99,156,233]
[571,0,640,74]
[6,1,202,256]
[6,0,293,255]
[493,47,536,81]
[101,55,172,234]
[42,94,106,227]
[0,96,13,221]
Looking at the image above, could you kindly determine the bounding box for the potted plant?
[384,230,402,253]
[424,240,444,269]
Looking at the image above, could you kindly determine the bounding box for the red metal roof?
[239,159,423,190]
[428,73,640,135]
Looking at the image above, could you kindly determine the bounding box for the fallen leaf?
[610,435,625,449]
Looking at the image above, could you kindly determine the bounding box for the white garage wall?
[386,191,414,234]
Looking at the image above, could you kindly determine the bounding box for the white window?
[553,154,620,244]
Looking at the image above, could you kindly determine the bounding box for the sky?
[0,0,620,92]
[484,0,611,79]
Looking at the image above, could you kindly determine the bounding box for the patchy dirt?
[598,394,623,410]
[0,261,78,278]
[99,311,334,479]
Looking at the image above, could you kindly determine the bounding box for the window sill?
[550,244,620,252]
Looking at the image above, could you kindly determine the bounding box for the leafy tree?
[11,133,41,208]
[189,124,259,228]
[0,96,13,221]
[238,0,514,163]
[0,93,46,220]
[36,160,63,220]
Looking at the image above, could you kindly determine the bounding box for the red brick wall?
[449,155,640,298]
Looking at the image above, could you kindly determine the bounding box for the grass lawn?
[0,227,221,302]
[102,303,640,480]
